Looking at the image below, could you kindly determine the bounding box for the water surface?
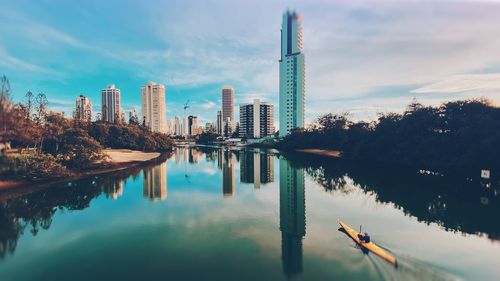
[0,147,499,281]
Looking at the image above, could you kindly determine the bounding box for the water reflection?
[101,180,123,200]
[221,149,236,197]
[279,158,306,277]
[1,147,499,280]
[284,152,500,241]
[240,149,275,189]
[143,162,167,201]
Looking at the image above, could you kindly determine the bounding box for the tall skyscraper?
[168,118,175,135]
[141,81,167,133]
[101,84,121,123]
[174,116,183,136]
[188,115,199,136]
[143,162,167,201]
[279,10,305,137]
[216,110,223,136]
[279,158,306,276]
[221,85,236,137]
[239,99,274,138]
[222,85,234,122]
[74,95,92,122]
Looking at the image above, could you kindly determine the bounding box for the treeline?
[0,75,172,180]
[278,99,500,174]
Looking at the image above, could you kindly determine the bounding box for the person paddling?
[358,225,371,243]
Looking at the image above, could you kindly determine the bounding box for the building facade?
[141,81,167,133]
[279,11,305,137]
[221,85,236,137]
[216,110,223,136]
[188,115,199,136]
[222,85,234,122]
[74,95,92,122]
[101,84,121,123]
[239,99,274,138]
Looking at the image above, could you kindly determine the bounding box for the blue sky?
[1,0,500,125]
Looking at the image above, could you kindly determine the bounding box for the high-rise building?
[279,158,306,276]
[279,10,305,137]
[74,95,92,122]
[216,110,223,136]
[141,81,167,133]
[182,117,189,136]
[221,85,235,137]
[205,122,215,133]
[188,115,199,136]
[129,107,138,124]
[174,116,183,136]
[101,84,121,123]
[222,85,234,122]
[143,162,167,201]
[168,118,175,135]
[239,99,274,138]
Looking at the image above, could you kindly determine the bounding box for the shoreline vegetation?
[0,75,173,190]
[276,98,500,177]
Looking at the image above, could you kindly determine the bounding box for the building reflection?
[279,158,306,277]
[221,148,235,197]
[101,180,123,200]
[240,149,274,188]
[143,162,167,201]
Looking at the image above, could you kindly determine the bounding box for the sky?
[1,0,500,126]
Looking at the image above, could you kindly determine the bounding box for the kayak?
[338,220,397,266]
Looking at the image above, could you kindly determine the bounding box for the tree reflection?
[0,153,171,259]
[284,152,500,241]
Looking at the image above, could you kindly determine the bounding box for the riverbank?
[0,149,165,199]
[295,149,341,158]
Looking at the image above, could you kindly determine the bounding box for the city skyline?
[2,1,500,127]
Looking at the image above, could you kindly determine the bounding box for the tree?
[0,75,14,155]
[59,128,106,169]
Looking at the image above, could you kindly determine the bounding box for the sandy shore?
[0,149,163,196]
[295,149,341,158]
[103,149,160,163]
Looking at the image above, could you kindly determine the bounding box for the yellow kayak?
[338,220,397,266]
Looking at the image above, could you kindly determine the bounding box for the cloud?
[412,73,500,94]
[200,101,216,110]
[0,48,63,76]
[3,0,500,124]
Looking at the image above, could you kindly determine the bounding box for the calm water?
[1,147,499,281]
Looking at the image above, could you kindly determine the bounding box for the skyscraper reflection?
[240,149,274,188]
[143,162,167,201]
[279,158,306,277]
[222,148,235,197]
[101,180,123,200]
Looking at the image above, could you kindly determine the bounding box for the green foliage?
[1,153,72,180]
[278,99,500,173]
[88,122,172,152]
[196,132,218,144]
[58,128,106,169]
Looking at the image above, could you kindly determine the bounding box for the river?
[0,146,499,281]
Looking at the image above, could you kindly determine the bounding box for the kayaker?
[358,232,371,243]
